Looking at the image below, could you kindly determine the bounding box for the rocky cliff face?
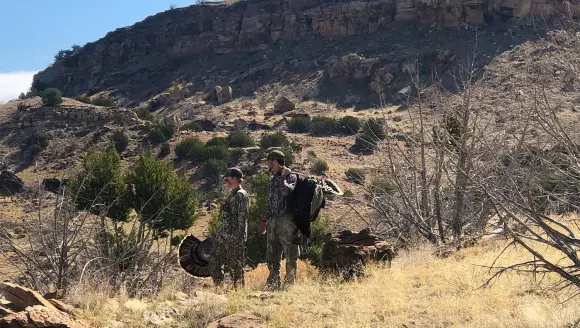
[32,0,573,104]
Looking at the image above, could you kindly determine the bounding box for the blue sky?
[0,0,198,102]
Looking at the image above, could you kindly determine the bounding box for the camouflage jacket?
[267,170,297,219]
[218,186,249,243]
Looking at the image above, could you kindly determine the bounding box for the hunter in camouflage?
[209,167,249,288]
[260,150,300,290]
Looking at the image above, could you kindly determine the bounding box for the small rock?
[397,86,412,97]
[207,314,265,328]
[107,320,125,328]
[124,299,148,312]
[247,292,274,301]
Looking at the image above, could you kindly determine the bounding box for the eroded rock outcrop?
[32,0,570,100]
[0,283,89,328]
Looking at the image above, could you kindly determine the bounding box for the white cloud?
[0,71,38,103]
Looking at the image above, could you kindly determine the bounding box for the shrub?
[202,145,229,162]
[362,118,386,140]
[345,168,365,184]
[92,97,115,107]
[22,130,50,158]
[158,142,170,158]
[301,215,332,268]
[311,159,329,175]
[287,116,311,133]
[339,116,361,135]
[41,88,63,107]
[205,137,228,148]
[228,131,254,148]
[354,133,377,151]
[149,120,175,145]
[260,131,289,149]
[68,146,132,222]
[310,116,339,136]
[290,140,303,153]
[228,148,245,165]
[307,150,317,158]
[128,151,197,232]
[110,131,129,153]
[148,99,163,112]
[175,137,204,161]
[74,95,92,104]
[242,171,270,268]
[136,107,154,121]
[353,119,386,152]
[368,179,396,196]
[201,159,227,181]
[182,122,203,132]
[32,80,47,93]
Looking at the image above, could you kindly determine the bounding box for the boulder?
[273,97,295,114]
[369,68,395,94]
[207,314,265,328]
[354,58,381,82]
[233,118,248,131]
[193,119,217,131]
[0,171,24,195]
[41,178,62,194]
[320,229,395,280]
[217,86,233,104]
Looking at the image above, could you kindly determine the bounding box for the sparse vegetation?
[41,88,63,107]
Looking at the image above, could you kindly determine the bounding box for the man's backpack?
[287,173,327,238]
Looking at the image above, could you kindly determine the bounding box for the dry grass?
[228,239,580,328]
[64,236,579,328]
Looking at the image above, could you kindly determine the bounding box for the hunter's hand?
[259,219,267,235]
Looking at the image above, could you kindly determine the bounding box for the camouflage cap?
[266,149,286,161]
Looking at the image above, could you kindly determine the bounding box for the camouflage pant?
[266,213,300,290]
[208,236,245,288]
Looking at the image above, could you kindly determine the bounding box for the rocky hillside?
[31,0,563,109]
